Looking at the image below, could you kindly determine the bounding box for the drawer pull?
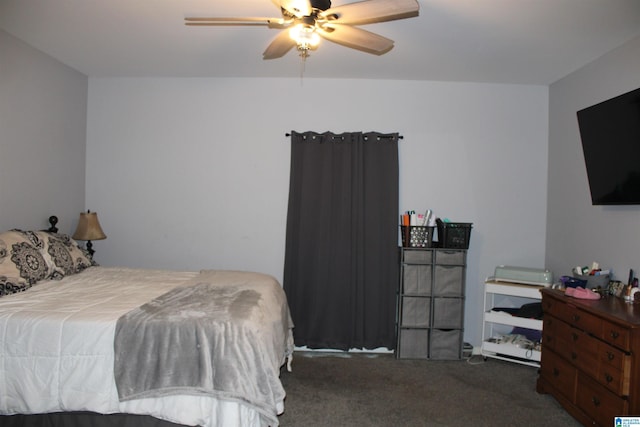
[552,368,559,377]
[605,373,613,383]
[591,396,601,407]
[571,332,578,341]
[572,314,580,322]
[607,352,615,361]
[571,352,577,360]
[610,330,620,340]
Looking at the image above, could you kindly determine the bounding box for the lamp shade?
[72,211,107,241]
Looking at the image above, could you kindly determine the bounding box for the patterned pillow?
[0,276,32,297]
[0,230,51,285]
[35,231,97,276]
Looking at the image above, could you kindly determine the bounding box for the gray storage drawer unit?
[396,247,467,360]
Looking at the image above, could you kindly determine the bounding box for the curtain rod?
[285,133,403,139]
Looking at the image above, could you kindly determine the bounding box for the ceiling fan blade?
[263,30,297,59]
[319,0,419,25]
[277,0,312,17]
[317,24,394,55]
[185,17,291,29]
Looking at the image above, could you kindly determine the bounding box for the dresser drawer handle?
[592,396,601,407]
[571,333,578,341]
[605,373,613,383]
[552,368,559,377]
[572,314,580,322]
[607,352,615,361]
[610,331,620,339]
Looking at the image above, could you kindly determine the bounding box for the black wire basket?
[400,226,434,248]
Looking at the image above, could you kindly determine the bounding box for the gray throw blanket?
[114,270,294,426]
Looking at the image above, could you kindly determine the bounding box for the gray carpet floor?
[278,351,582,427]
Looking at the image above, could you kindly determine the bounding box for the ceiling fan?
[185,0,420,60]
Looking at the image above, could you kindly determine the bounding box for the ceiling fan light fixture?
[186,0,420,61]
[289,24,320,50]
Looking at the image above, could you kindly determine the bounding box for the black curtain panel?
[283,131,399,350]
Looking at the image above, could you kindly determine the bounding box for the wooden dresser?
[537,288,640,426]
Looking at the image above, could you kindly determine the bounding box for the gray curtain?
[283,131,399,350]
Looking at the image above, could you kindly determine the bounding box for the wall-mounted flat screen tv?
[577,87,640,205]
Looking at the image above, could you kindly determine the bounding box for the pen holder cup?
[400,226,434,248]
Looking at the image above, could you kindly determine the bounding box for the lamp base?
[85,240,95,258]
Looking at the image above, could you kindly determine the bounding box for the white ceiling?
[1,0,640,85]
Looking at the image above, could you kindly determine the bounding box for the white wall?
[546,35,640,282]
[0,30,87,234]
[5,11,640,352]
[87,77,549,346]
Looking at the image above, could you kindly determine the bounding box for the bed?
[0,217,294,427]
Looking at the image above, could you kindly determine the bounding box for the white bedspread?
[0,267,293,427]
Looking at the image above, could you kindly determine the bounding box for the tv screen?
[577,87,640,205]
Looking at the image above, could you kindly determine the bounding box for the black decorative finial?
[48,216,59,233]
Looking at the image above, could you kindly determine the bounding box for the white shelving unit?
[481,280,544,367]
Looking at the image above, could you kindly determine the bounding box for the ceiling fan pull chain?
[299,52,307,83]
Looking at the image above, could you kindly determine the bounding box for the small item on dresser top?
[624,286,640,302]
[572,272,610,290]
[565,286,600,300]
[608,280,625,297]
[573,286,600,300]
[560,275,586,289]
[570,261,611,290]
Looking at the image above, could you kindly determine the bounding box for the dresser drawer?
[599,342,629,373]
[565,330,599,374]
[539,289,640,426]
[542,292,632,352]
[567,307,602,337]
[544,314,594,369]
[600,319,631,352]
[542,317,558,351]
[596,362,628,396]
[542,295,577,323]
[540,349,576,402]
[546,314,580,347]
[596,340,630,396]
[544,315,631,395]
[576,372,628,427]
[542,293,564,319]
[542,295,601,336]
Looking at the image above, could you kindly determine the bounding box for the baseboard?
[294,346,394,354]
